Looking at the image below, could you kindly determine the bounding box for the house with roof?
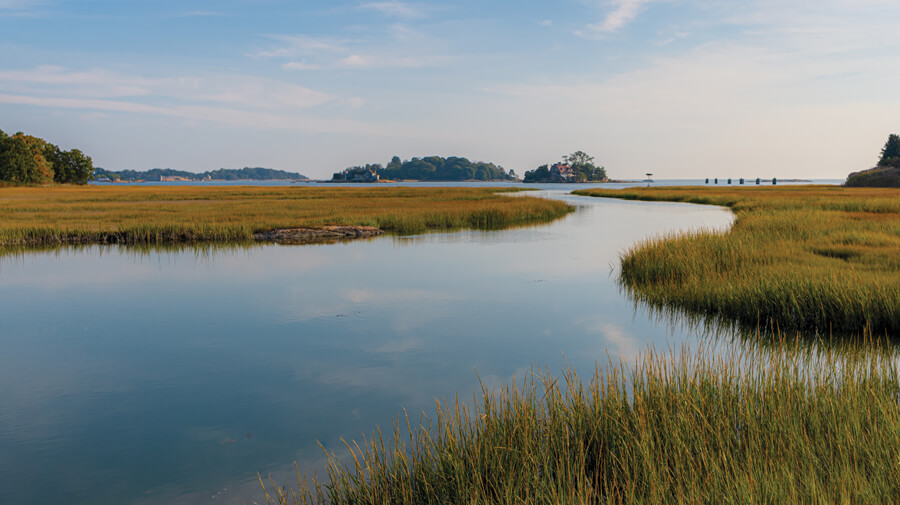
[335,166,380,182]
[549,163,575,182]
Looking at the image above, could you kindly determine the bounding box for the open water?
[2,188,739,503]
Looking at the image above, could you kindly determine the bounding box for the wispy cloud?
[0,66,332,109]
[259,29,447,70]
[0,91,385,135]
[0,66,396,136]
[579,0,655,36]
[336,53,430,68]
[252,34,350,59]
[0,0,42,9]
[281,61,323,71]
[358,1,428,18]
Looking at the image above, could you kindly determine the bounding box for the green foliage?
[576,186,900,334]
[264,342,900,505]
[845,166,900,188]
[45,146,94,184]
[376,156,514,181]
[0,133,54,184]
[522,164,550,183]
[878,133,900,168]
[523,151,607,183]
[0,130,99,185]
[94,166,307,181]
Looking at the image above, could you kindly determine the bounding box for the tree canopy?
[375,156,514,181]
[523,151,607,183]
[94,166,308,181]
[0,129,94,185]
[878,133,900,168]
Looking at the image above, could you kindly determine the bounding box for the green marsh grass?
[0,185,572,249]
[573,186,900,335]
[261,340,900,505]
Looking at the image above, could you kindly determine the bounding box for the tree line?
[523,151,607,183]
[95,166,308,181]
[877,133,900,168]
[339,156,516,181]
[0,129,94,185]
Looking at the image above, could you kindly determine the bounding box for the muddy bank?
[253,226,384,243]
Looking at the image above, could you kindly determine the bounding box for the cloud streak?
[258,28,446,71]
[358,1,428,18]
[0,66,397,136]
[0,66,333,109]
[581,0,655,35]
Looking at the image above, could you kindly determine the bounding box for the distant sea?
[89,179,845,188]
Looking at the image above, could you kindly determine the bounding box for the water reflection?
[629,292,900,352]
[0,192,738,505]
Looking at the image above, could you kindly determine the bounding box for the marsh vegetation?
[263,339,900,505]
[0,185,572,249]
[575,186,900,335]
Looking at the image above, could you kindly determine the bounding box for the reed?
[573,186,900,335]
[0,185,572,248]
[261,340,900,505]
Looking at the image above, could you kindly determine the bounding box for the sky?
[1,0,899,180]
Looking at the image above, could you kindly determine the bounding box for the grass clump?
[0,185,572,248]
[573,186,900,334]
[262,341,900,505]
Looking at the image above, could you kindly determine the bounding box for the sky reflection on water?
[0,191,733,504]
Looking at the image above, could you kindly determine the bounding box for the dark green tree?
[878,134,900,168]
[567,151,607,181]
[565,151,594,166]
[523,164,550,183]
[46,147,94,184]
[0,134,54,184]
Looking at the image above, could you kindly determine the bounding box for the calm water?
[0,191,734,504]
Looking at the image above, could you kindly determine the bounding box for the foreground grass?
[0,185,572,247]
[573,186,900,335]
[262,341,900,505]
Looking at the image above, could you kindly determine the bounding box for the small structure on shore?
[549,163,575,182]
[332,166,379,183]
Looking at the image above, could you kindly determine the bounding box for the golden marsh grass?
[574,186,900,334]
[263,340,900,505]
[0,185,573,248]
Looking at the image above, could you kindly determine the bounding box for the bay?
[0,190,733,504]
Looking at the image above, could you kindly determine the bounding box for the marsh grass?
[573,186,900,335]
[260,340,900,505]
[0,186,572,250]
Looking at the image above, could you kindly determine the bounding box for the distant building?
[549,163,575,182]
[335,166,379,182]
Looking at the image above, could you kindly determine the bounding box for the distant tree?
[523,164,551,183]
[565,151,594,166]
[878,134,900,168]
[377,155,512,181]
[0,133,54,184]
[567,150,607,181]
[46,147,94,184]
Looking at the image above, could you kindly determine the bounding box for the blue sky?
[1,0,899,179]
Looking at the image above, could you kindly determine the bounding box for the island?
[522,151,607,183]
[844,133,900,187]
[94,166,309,182]
[330,155,516,182]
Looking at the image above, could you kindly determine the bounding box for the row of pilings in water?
[705,177,777,185]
